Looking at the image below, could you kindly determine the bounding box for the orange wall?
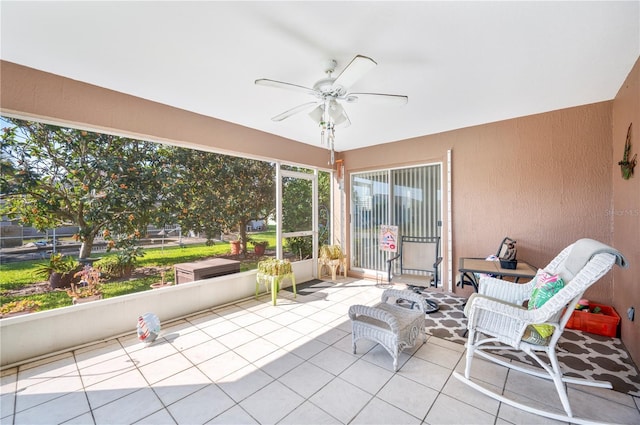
[0,61,331,169]
[343,101,614,298]
[612,57,640,362]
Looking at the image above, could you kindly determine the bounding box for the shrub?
[116,245,144,269]
[35,253,78,279]
[95,256,125,278]
[96,244,145,278]
[0,299,42,316]
[287,236,312,260]
[67,265,102,298]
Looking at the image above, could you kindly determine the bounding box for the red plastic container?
[566,303,620,337]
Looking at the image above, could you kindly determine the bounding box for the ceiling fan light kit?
[255,54,408,165]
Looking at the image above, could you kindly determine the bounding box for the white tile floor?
[1,279,639,424]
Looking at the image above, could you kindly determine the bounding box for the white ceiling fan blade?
[331,55,377,93]
[347,92,408,106]
[271,101,319,122]
[255,78,318,97]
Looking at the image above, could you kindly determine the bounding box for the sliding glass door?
[350,164,441,273]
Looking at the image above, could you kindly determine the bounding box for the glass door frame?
[275,163,319,264]
[349,162,443,278]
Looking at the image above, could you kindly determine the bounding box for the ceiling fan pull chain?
[329,124,335,165]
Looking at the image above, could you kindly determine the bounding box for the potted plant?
[252,240,269,256]
[257,258,292,276]
[36,253,80,289]
[230,240,242,255]
[67,264,103,304]
[0,300,42,319]
[618,123,637,180]
[114,244,144,277]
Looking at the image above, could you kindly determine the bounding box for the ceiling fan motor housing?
[313,77,346,97]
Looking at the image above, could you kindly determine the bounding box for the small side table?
[256,272,296,305]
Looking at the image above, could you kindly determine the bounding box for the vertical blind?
[351,164,441,273]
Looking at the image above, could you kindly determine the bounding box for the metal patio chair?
[387,235,442,313]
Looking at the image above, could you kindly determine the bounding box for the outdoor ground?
[3,265,171,297]
[0,229,289,315]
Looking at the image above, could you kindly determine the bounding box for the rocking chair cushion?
[521,324,550,345]
[528,269,565,337]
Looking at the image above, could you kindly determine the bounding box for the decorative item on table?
[137,312,161,343]
[499,240,518,269]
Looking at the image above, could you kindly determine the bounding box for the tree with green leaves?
[1,118,171,259]
[159,147,275,254]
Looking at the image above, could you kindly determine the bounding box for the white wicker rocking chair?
[453,238,628,424]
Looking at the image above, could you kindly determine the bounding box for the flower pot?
[230,240,241,255]
[72,294,103,305]
[254,244,267,256]
[49,271,74,289]
[150,282,173,289]
[620,163,634,180]
[121,265,134,277]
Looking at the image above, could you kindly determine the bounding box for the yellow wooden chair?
[318,245,347,280]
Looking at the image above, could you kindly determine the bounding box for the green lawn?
[0,233,276,314]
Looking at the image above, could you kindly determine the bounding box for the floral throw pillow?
[528,269,565,338]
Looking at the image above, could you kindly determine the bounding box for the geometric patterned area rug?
[420,290,640,397]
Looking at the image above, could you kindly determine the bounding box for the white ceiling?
[1,1,639,152]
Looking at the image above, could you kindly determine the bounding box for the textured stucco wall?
[612,56,640,362]
[343,101,614,299]
[0,60,331,169]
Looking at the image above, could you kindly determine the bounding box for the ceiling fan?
[255,55,408,162]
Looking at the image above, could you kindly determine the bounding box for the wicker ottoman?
[348,288,426,371]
